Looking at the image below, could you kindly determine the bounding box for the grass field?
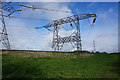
[1,50,120,78]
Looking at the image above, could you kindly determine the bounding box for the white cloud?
[81,24,118,53]
[97,7,117,25]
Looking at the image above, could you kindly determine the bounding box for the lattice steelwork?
[1,2,21,16]
[36,14,96,52]
[0,1,11,50]
[0,1,22,50]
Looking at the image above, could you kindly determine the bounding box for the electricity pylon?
[0,1,11,50]
[93,40,96,52]
[16,3,97,52]
[36,14,97,52]
[0,1,21,50]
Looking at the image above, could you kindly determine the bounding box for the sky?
[0,2,118,53]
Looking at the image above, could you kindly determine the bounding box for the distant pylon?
[0,1,11,50]
[93,40,96,52]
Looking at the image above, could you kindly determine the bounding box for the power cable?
[82,27,93,47]
[0,13,54,21]
[82,17,96,46]
[0,23,36,29]
[0,23,51,35]
[13,16,53,21]
[17,3,75,14]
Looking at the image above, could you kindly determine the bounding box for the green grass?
[2,51,119,78]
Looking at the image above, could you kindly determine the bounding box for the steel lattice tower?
[16,3,97,52]
[36,14,96,52]
[52,17,82,51]
[75,16,82,51]
[0,1,21,50]
[0,1,11,50]
[93,40,96,52]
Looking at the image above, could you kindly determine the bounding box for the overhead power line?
[0,23,51,35]
[17,3,75,14]
[0,24,35,28]
[0,13,53,21]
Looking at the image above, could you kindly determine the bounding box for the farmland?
[1,50,120,78]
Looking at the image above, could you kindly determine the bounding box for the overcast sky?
[0,2,118,53]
